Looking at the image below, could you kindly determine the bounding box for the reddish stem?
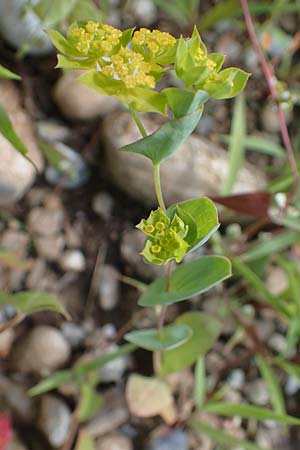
[240,0,299,204]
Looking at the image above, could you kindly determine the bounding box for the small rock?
[13,325,70,375]
[28,207,64,236]
[61,322,85,348]
[265,266,288,295]
[34,234,65,261]
[60,250,86,272]
[285,376,300,395]
[268,333,287,353]
[98,265,120,311]
[53,71,120,121]
[86,389,129,438]
[39,395,71,448]
[0,328,15,358]
[130,0,157,25]
[96,432,133,450]
[0,375,36,422]
[0,0,53,55]
[36,120,71,143]
[148,429,188,450]
[92,192,114,220]
[245,380,269,406]
[103,112,267,208]
[120,229,161,280]
[227,370,245,390]
[45,142,90,189]
[1,229,29,257]
[0,80,43,205]
[100,344,128,383]
[261,102,292,133]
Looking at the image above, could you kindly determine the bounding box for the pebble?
[39,395,71,448]
[98,265,120,311]
[45,142,90,189]
[34,234,65,261]
[130,0,157,25]
[265,266,288,296]
[245,380,269,406]
[227,369,245,390]
[60,250,86,272]
[86,389,129,438]
[261,102,292,133]
[0,80,43,205]
[92,192,115,221]
[148,429,188,450]
[36,120,71,143]
[12,325,70,375]
[0,374,36,422]
[285,376,300,396]
[96,432,133,450]
[268,333,287,353]
[0,0,53,55]
[27,207,64,236]
[0,328,15,358]
[53,71,120,121]
[100,344,128,383]
[61,322,85,349]
[102,112,267,208]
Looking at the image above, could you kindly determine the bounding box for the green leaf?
[221,134,286,158]
[125,323,193,351]
[238,231,300,263]
[204,402,300,425]
[77,385,103,422]
[206,68,250,99]
[39,0,78,27]
[163,88,209,118]
[139,256,231,307]
[171,197,219,251]
[29,344,136,396]
[222,93,246,194]
[200,0,240,30]
[128,88,168,115]
[256,354,285,415]
[160,312,221,375]
[45,29,81,57]
[121,108,203,164]
[68,0,102,22]
[0,105,35,167]
[191,421,271,450]
[0,65,21,80]
[74,431,95,450]
[28,370,73,396]
[0,291,69,319]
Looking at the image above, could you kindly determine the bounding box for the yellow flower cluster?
[101,47,156,89]
[132,28,176,55]
[70,21,122,55]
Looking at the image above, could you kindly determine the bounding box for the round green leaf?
[160,311,221,375]
[138,256,231,307]
[124,323,193,351]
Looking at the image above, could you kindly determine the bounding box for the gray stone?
[39,395,71,447]
[0,328,15,358]
[27,207,64,236]
[12,325,70,375]
[100,344,128,383]
[36,120,71,143]
[245,380,269,406]
[148,429,188,450]
[268,333,287,353]
[53,71,120,121]
[98,265,120,311]
[0,0,53,55]
[131,0,157,25]
[0,80,43,205]
[34,234,65,261]
[0,374,36,422]
[61,322,85,348]
[92,192,115,221]
[60,250,86,272]
[96,432,133,450]
[102,112,267,208]
[86,389,129,438]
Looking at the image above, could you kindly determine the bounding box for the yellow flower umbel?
[132,28,177,64]
[136,208,189,265]
[69,21,122,57]
[100,47,157,89]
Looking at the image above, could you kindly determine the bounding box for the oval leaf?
[139,256,231,307]
[125,323,193,351]
[121,108,203,164]
[160,311,221,375]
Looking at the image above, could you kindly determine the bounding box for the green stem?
[153,163,166,213]
[129,105,147,138]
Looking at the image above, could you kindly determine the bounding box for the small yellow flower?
[133,28,176,57]
[70,21,122,56]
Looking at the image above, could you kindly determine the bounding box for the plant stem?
[240,0,299,205]
[129,105,147,138]
[153,163,166,213]
[153,263,172,373]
